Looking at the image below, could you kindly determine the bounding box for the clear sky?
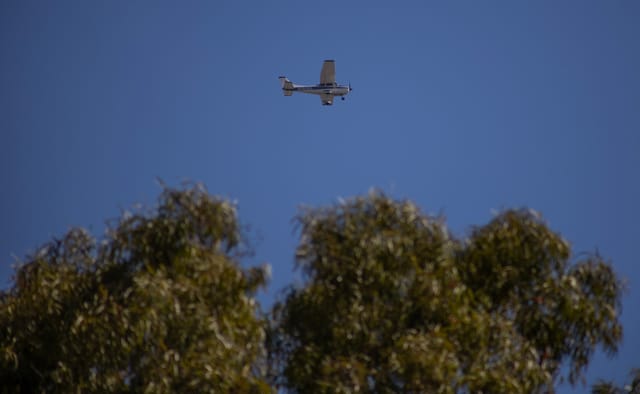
[2,1,639,391]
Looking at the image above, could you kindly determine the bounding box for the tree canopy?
[0,185,270,393]
[1,185,625,393]
[269,191,623,393]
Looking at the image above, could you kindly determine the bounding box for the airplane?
[279,60,352,106]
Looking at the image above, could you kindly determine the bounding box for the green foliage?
[270,191,623,393]
[0,185,270,393]
[459,210,623,385]
[1,186,625,393]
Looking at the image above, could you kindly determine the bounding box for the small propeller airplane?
[279,60,352,106]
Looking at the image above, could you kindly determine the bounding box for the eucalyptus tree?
[0,185,270,393]
[270,192,623,393]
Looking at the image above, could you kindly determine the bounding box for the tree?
[0,184,270,393]
[269,191,623,393]
[1,186,626,393]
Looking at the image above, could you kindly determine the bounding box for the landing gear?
[341,97,345,101]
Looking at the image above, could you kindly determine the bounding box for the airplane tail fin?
[279,76,294,96]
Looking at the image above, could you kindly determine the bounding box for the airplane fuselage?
[285,84,350,97]
[279,61,351,105]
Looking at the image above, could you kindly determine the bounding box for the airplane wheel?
[341,97,345,101]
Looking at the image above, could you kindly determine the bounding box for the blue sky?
[2,1,639,390]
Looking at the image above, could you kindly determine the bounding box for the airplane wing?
[320,93,334,105]
[320,60,336,86]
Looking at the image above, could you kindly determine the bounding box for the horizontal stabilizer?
[279,76,294,94]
